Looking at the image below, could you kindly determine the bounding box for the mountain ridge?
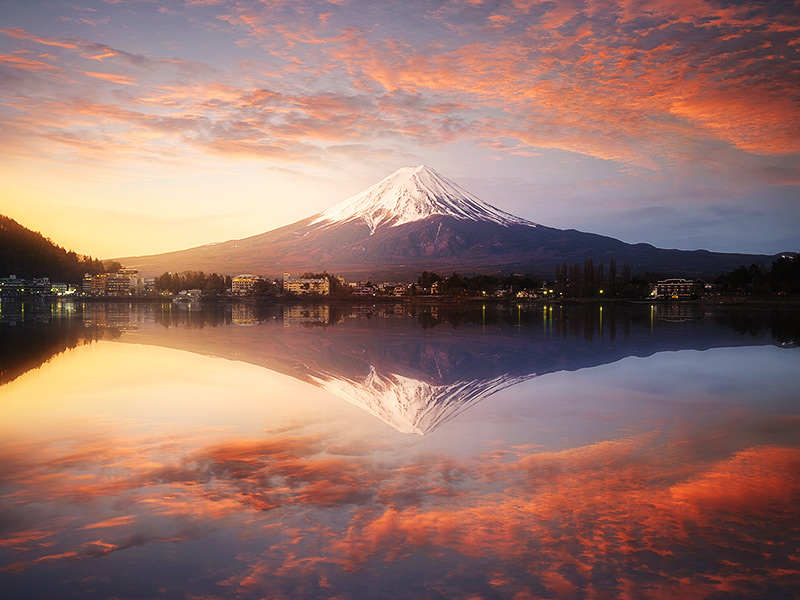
[117,166,776,279]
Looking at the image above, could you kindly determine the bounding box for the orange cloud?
[78,515,137,530]
[671,92,800,155]
[77,70,136,85]
[0,53,59,72]
[89,50,118,61]
[0,2,798,196]
[0,27,79,49]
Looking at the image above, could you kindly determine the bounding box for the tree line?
[154,271,234,294]
[0,215,106,283]
[553,259,656,298]
[416,271,542,296]
[715,254,800,295]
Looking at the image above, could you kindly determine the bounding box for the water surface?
[1,301,798,599]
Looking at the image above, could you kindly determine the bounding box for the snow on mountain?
[311,165,535,234]
[310,365,536,435]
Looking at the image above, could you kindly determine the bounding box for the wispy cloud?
[77,70,136,85]
[3,0,797,172]
[0,0,797,254]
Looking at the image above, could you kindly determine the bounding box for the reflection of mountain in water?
[127,303,798,434]
[4,302,798,433]
[312,367,535,434]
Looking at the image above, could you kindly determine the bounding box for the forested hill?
[0,215,104,283]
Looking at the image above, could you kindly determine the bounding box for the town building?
[106,274,133,296]
[655,278,702,300]
[81,267,141,296]
[283,273,330,296]
[118,267,141,294]
[232,274,262,295]
[354,285,375,296]
[0,276,24,296]
[83,273,107,295]
[1,276,74,297]
[49,282,72,296]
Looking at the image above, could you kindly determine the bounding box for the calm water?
[1,300,799,599]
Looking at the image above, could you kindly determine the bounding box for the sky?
[0,0,798,258]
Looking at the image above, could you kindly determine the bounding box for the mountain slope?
[0,215,104,282]
[119,166,774,279]
[311,165,533,232]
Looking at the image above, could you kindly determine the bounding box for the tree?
[205,273,227,293]
[583,258,595,297]
[715,256,800,295]
[770,255,800,293]
[596,262,604,295]
[418,271,442,287]
[568,263,581,298]
[608,259,617,298]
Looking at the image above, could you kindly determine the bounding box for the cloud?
[77,70,136,85]
[0,28,79,49]
[2,0,798,178]
[78,515,137,530]
[0,53,60,72]
[0,0,798,255]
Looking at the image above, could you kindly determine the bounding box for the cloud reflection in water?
[0,305,798,599]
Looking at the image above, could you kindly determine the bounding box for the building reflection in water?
[283,304,330,327]
[231,302,258,325]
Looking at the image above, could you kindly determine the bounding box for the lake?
[1,300,799,599]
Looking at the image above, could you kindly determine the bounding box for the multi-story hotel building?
[655,278,701,300]
[232,274,262,295]
[283,273,330,295]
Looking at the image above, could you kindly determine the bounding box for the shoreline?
[4,294,800,308]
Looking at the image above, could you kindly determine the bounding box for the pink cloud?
[77,70,136,85]
[0,53,59,72]
[0,1,797,177]
[0,27,78,49]
[78,515,137,530]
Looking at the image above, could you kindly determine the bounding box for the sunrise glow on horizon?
[1,0,798,258]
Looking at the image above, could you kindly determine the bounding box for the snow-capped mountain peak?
[311,165,535,234]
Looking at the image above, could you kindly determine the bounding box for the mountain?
[310,164,533,232]
[119,166,774,279]
[0,215,104,283]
